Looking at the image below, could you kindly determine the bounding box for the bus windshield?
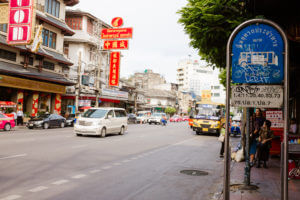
[196,104,221,120]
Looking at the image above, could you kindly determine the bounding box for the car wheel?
[119,126,125,135]
[60,122,65,128]
[43,123,49,129]
[196,131,201,135]
[100,128,106,138]
[76,133,82,136]
[149,122,152,125]
[4,123,11,131]
[28,127,34,129]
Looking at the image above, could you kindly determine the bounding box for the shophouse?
[0,0,78,118]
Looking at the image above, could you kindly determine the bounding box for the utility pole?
[95,52,102,107]
[75,52,82,113]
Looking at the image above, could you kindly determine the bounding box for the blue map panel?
[232,24,284,83]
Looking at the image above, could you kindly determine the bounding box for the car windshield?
[82,109,108,118]
[153,113,163,117]
[38,114,50,119]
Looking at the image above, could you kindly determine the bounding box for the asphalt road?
[0,122,224,200]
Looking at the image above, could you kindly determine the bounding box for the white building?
[176,59,225,104]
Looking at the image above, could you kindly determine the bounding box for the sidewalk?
[225,158,300,200]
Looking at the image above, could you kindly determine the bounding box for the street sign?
[101,28,133,39]
[28,25,43,53]
[0,3,8,24]
[111,17,123,28]
[232,24,284,83]
[7,0,35,45]
[109,52,120,86]
[103,40,128,50]
[231,85,283,108]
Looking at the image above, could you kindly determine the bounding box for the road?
[0,123,224,200]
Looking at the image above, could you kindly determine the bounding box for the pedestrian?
[12,110,17,124]
[250,108,265,167]
[256,120,273,168]
[219,123,226,158]
[17,109,24,126]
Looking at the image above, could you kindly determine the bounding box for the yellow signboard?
[0,4,8,24]
[201,90,212,102]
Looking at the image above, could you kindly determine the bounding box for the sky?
[73,0,202,83]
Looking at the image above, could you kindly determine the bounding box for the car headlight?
[193,122,198,126]
[213,123,220,128]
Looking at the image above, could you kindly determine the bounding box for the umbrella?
[0,101,16,108]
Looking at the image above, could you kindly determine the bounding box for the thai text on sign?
[109,52,120,86]
[7,0,35,45]
[101,28,133,39]
[231,85,283,108]
[103,40,128,50]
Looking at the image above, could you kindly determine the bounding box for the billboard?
[101,28,133,39]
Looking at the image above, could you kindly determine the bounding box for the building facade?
[128,69,166,90]
[176,59,225,104]
[0,0,78,119]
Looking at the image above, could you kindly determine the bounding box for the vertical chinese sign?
[7,0,35,45]
[109,52,120,86]
[101,17,133,87]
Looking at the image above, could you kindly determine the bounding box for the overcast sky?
[73,0,202,83]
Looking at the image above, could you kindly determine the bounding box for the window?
[42,29,56,49]
[115,110,126,118]
[63,44,69,57]
[43,61,55,70]
[107,110,115,118]
[214,86,220,90]
[0,49,17,61]
[87,19,93,34]
[65,17,82,30]
[0,24,7,33]
[44,0,60,18]
[29,57,34,66]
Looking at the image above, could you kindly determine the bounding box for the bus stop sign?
[232,24,284,83]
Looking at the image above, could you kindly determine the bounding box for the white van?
[74,107,128,137]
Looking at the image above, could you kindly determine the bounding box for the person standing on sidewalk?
[17,110,24,126]
[256,120,273,168]
[219,123,226,158]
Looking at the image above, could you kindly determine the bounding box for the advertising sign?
[232,24,284,83]
[103,40,128,50]
[201,90,212,102]
[109,52,120,86]
[111,17,123,28]
[7,0,35,45]
[266,110,283,128]
[0,3,8,24]
[101,28,133,39]
[231,85,283,108]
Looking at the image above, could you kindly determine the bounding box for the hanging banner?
[232,24,284,83]
[7,0,35,45]
[231,85,283,108]
[101,28,133,39]
[109,52,120,86]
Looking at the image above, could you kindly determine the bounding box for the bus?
[191,101,225,135]
[238,51,278,67]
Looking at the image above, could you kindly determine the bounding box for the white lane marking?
[0,154,27,160]
[101,166,112,170]
[113,162,121,166]
[0,195,21,200]
[72,174,86,179]
[90,169,102,174]
[71,145,86,149]
[122,159,130,163]
[131,157,138,160]
[28,186,48,192]
[52,179,69,185]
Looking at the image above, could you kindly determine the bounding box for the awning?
[0,61,75,86]
[36,11,75,36]
[0,101,16,108]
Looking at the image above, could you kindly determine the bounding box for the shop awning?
[0,101,16,108]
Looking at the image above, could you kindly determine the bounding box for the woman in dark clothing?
[250,108,265,167]
[256,120,273,168]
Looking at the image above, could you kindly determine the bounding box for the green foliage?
[178,0,252,70]
[165,107,176,115]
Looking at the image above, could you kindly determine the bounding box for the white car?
[148,113,167,125]
[74,107,128,137]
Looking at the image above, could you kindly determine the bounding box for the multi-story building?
[62,9,129,113]
[128,69,166,90]
[176,59,225,104]
[0,0,78,118]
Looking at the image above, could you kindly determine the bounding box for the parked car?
[27,114,66,129]
[0,113,15,131]
[74,107,128,137]
[182,116,189,121]
[136,111,151,123]
[66,114,75,127]
[148,113,167,125]
[127,113,137,124]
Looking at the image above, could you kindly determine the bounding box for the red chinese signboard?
[111,17,123,28]
[7,0,35,45]
[103,40,128,50]
[109,52,120,86]
[101,28,133,39]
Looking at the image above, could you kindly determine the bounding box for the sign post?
[225,19,288,200]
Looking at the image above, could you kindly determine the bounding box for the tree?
[178,0,252,76]
[165,107,176,115]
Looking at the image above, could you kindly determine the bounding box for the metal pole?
[75,52,82,113]
[244,108,250,185]
[95,53,102,108]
